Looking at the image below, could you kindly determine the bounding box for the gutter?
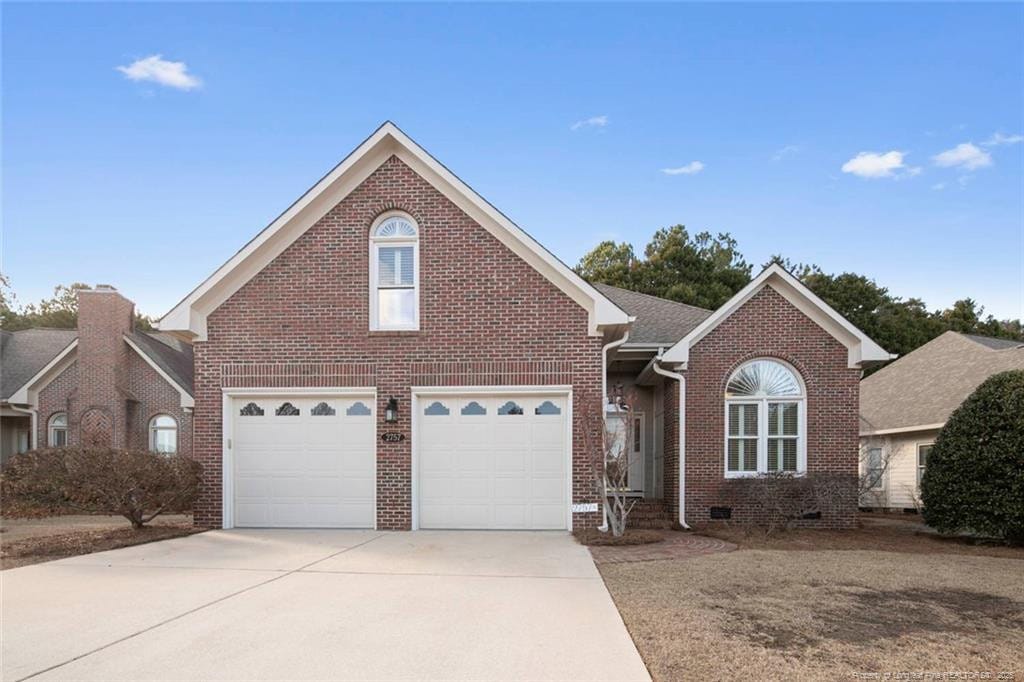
[652,355,690,529]
[598,328,630,532]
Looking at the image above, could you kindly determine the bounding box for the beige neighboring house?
[859,331,1024,510]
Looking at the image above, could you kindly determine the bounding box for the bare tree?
[858,441,894,508]
[582,388,640,536]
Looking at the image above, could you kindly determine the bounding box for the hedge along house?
[158,122,891,531]
[0,287,194,464]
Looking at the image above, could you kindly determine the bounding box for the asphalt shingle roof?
[0,329,78,401]
[593,283,712,345]
[129,331,195,397]
[859,331,1024,433]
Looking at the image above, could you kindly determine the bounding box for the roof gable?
[660,264,894,369]
[124,331,194,408]
[158,122,628,339]
[593,283,711,345]
[1,329,79,402]
[859,331,1024,434]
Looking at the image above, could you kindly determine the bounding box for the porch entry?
[606,409,644,495]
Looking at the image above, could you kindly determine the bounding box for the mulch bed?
[589,530,737,564]
[574,528,665,546]
[695,515,1024,560]
[1,524,203,570]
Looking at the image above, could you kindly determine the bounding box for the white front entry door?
[231,395,375,528]
[416,393,569,530]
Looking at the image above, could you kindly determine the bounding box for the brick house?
[156,122,891,531]
[0,287,194,463]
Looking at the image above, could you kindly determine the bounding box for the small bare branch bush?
[1,447,202,528]
[582,388,640,537]
[729,471,857,535]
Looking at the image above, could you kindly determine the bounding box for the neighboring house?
[157,122,891,531]
[0,286,194,464]
[859,331,1024,510]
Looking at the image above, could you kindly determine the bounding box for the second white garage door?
[416,393,569,530]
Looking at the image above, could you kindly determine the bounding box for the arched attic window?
[370,213,419,330]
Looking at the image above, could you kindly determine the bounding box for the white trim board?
[220,387,377,530]
[859,422,945,437]
[158,122,629,339]
[123,335,194,409]
[661,264,895,369]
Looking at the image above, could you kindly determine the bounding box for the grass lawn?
[600,516,1024,680]
[0,515,201,569]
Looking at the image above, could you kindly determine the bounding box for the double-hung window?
[724,359,806,477]
[917,444,932,487]
[370,213,419,330]
[48,412,68,447]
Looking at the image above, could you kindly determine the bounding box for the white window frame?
[369,211,420,331]
[148,414,178,454]
[865,446,885,490]
[916,442,933,488]
[48,412,68,447]
[723,360,807,478]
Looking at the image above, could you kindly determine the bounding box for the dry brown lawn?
[1,517,201,569]
[601,519,1024,680]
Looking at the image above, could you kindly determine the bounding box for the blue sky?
[3,3,1022,320]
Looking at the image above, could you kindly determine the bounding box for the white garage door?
[417,393,569,530]
[231,395,375,528]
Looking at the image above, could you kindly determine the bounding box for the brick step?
[623,499,672,529]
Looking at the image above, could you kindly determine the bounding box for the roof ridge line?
[593,282,713,313]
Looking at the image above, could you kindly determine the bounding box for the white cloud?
[570,115,608,131]
[983,132,1024,147]
[931,182,946,191]
[661,161,704,176]
[932,142,991,171]
[116,55,201,90]
[840,151,908,179]
[771,145,801,161]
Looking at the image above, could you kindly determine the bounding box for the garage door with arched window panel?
[416,393,569,530]
[231,395,375,528]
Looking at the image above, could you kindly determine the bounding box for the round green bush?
[921,370,1024,545]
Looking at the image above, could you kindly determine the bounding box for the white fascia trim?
[859,422,945,437]
[158,122,629,339]
[123,336,194,409]
[7,340,79,407]
[661,264,895,369]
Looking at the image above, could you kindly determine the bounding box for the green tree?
[0,280,154,331]
[921,370,1024,545]
[575,241,639,290]
[576,226,752,310]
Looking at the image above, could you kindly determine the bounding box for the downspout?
[652,355,690,529]
[9,404,38,450]
[598,329,630,532]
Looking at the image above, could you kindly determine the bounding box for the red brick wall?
[125,352,193,457]
[665,286,860,529]
[34,293,192,458]
[193,155,604,530]
[76,290,135,448]
[37,361,79,447]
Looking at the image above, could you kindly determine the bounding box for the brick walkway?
[588,530,737,565]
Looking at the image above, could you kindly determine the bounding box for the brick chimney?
[75,285,135,447]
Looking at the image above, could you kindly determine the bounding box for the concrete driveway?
[2,530,649,681]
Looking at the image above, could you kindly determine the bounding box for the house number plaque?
[380,432,405,443]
